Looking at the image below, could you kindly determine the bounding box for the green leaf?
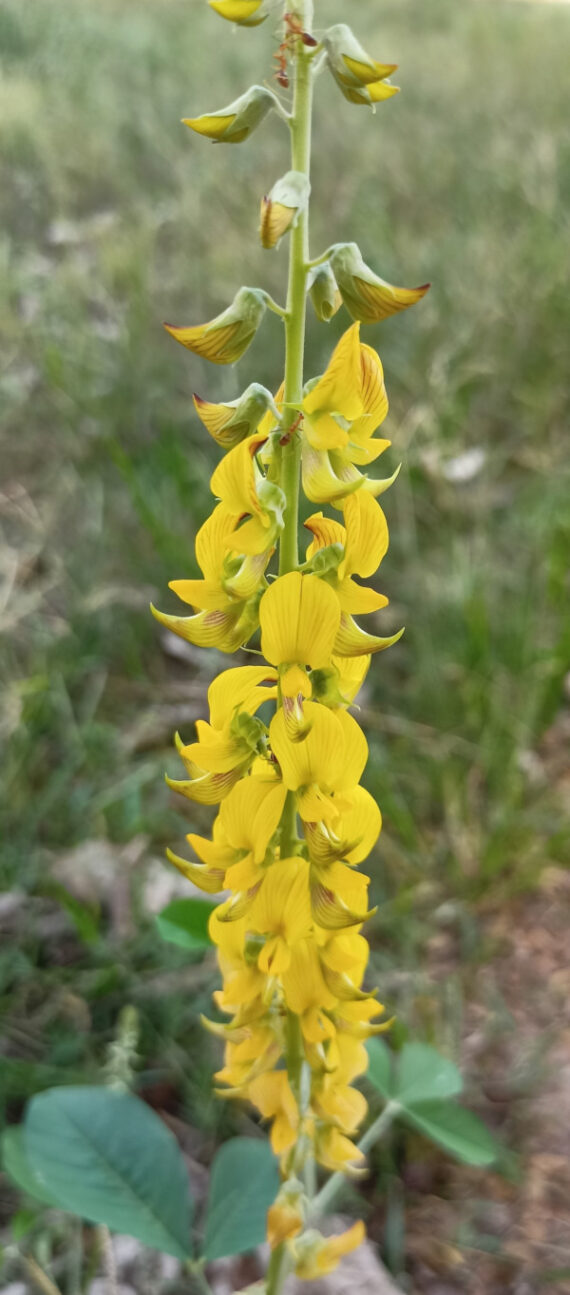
[203,1138,279,1261]
[365,1037,393,1099]
[156,898,216,951]
[2,1126,57,1206]
[24,1087,193,1257]
[395,1043,463,1106]
[401,1101,499,1166]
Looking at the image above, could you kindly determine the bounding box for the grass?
[1,0,569,1282]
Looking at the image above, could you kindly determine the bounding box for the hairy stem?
[268,8,314,1293]
[278,5,314,578]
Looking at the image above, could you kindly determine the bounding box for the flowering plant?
[2,6,499,1293]
[153,2,428,1286]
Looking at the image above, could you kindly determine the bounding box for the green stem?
[268,12,315,1295]
[278,5,314,579]
[185,1259,214,1295]
[309,1101,399,1221]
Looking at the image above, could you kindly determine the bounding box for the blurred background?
[1,0,569,1290]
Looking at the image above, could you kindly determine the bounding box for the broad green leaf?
[395,1043,463,1106]
[203,1138,279,1261]
[156,898,216,950]
[402,1100,498,1166]
[25,1087,193,1257]
[365,1037,393,1099]
[1,1126,57,1206]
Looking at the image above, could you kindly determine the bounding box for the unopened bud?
[164,286,267,366]
[324,24,399,107]
[308,263,342,321]
[329,243,430,324]
[259,171,311,249]
[209,0,273,26]
[193,383,281,448]
[183,85,279,144]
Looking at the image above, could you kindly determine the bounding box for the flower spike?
[151,3,431,1282]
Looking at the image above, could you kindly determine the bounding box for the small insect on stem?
[273,12,318,88]
[280,411,304,446]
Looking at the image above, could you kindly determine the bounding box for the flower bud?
[164,287,267,366]
[259,171,311,250]
[183,85,278,144]
[209,0,272,25]
[307,263,342,321]
[193,383,281,449]
[324,24,399,107]
[329,243,430,324]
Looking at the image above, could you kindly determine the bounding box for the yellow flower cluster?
[154,320,403,1259]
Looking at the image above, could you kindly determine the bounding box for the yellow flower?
[210,434,286,556]
[249,857,312,974]
[306,491,389,616]
[164,287,267,365]
[259,571,341,699]
[183,86,278,144]
[281,937,338,1042]
[304,785,382,866]
[269,702,368,826]
[151,504,270,654]
[324,24,398,104]
[292,1220,365,1279]
[215,773,287,891]
[165,665,277,806]
[266,1180,304,1249]
[302,323,363,452]
[314,1127,365,1176]
[193,383,280,450]
[248,1071,299,1155]
[329,243,430,325]
[209,0,271,26]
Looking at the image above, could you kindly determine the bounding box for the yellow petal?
[210,0,266,25]
[269,702,344,793]
[220,776,287,862]
[303,324,363,425]
[251,858,312,959]
[335,786,382,864]
[349,274,429,325]
[207,665,278,729]
[164,317,242,363]
[167,579,228,612]
[195,503,240,582]
[305,511,346,558]
[259,198,296,249]
[334,614,404,658]
[210,434,266,517]
[260,572,340,671]
[342,491,389,579]
[193,394,249,450]
[350,343,389,441]
[342,54,397,85]
[165,848,225,893]
[302,443,363,505]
